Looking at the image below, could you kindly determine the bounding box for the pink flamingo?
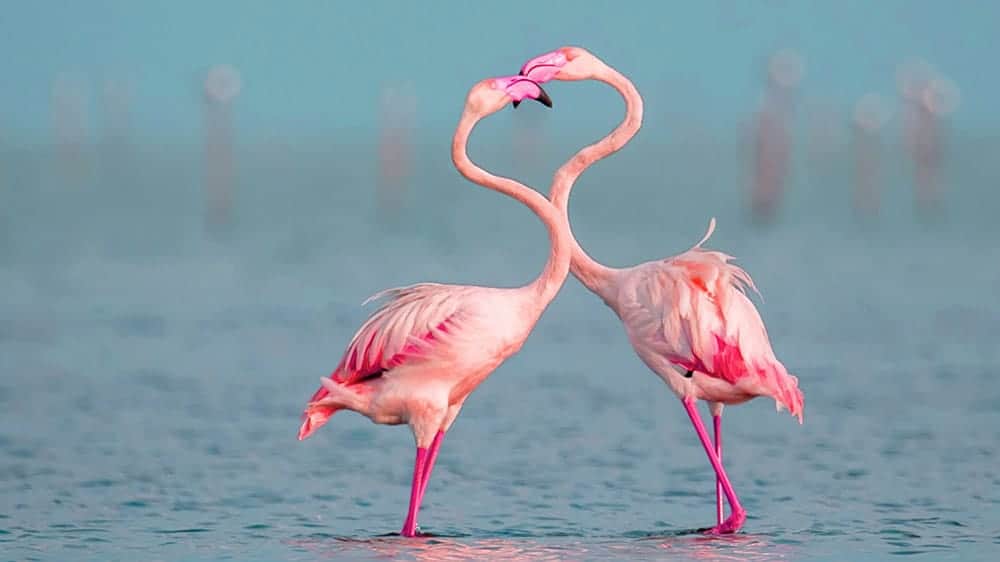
[297,76,563,537]
[519,47,804,534]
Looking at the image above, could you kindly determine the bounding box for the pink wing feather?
[299,283,475,439]
[624,219,803,421]
[334,283,471,385]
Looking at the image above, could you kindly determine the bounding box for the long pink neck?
[452,109,570,305]
[550,65,644,296]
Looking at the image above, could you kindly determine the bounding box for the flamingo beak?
[512,84,553,109]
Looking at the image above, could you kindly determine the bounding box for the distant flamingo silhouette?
[297,76,564,537]
[519,47,804,534]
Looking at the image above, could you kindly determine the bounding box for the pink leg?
[416,430,445,506]
[400,447,428,537]
[681,398,746,534]
[714,414,724,526]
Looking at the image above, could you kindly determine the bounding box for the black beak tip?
[512,99,521,109]
[536,86,553,108]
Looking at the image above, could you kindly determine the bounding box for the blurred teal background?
[0,1,995,144]
[3,3,999,561]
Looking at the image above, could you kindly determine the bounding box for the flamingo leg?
[400,447,429,537]
[681,398,746,534]
[713,414,724,526]
[417,430,445,506]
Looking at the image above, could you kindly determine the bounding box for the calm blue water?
[2,132,999,561]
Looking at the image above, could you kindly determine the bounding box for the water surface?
[2,141,998,560]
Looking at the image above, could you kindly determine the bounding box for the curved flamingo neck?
[550,64,644,297]
[451,109,570,305]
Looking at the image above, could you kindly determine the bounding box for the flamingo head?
[519,46,604,83]
[466,75,553,115]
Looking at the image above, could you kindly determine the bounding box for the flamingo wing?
[330,282,477,388]
[618,220,802,420]
[299,283,481,439]
[653,248,762,378]
[619,219,757,374]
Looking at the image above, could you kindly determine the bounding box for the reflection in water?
[291,535,574,562]
[288,531,794,561]
[651,532,793,561]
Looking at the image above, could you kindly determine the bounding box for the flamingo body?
[602,221,803,420]
[299,283,537,441]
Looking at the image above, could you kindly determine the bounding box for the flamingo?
[296,75,566,537]
[518,47,804,534]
